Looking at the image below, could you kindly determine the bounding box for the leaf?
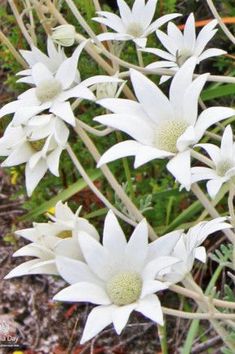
[20,170,102,221]
[201,84,235,101]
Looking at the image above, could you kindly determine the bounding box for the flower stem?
[136,45,144,67]
[157,322,168,354]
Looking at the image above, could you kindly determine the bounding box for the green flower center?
[127,23,143,38]
[29,138,46,151]
[35,78,62,103]
[57,230,73,239]
[155,119,188,153]
[216,160,234,177]
[106,271,142,306]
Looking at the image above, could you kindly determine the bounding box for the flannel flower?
[17,37,68,84]
[93,0,180,48]
[95,57,235,190]
[0,43,94,127]
[54,210,179,343]
[151,218,231,283]
[191,125,235,198]
[143,13,226,82]
[0,114,69,195]
[5,202,99,279]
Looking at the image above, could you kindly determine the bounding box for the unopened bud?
[52,25,76,47]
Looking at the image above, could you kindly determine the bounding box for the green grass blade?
[201,84,235,101]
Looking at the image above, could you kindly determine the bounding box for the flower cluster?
[2,0,235,349]
[5,203,230,343]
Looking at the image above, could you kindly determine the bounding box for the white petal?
[117,0,132,26]
[4,259,58,278]
[96,32,132,42]
[148,230,183,260]
[55,238,83,260]
[97,140,141,167]
[146,13,181,35]
[167,22,183,47]
[191,166,217,183]
[50,101,75,126]
[194,20,218,55]
[95,113,154,145]
[183,73,208,125]
[2,143,33,166]
[134,145,173,168]
[98,98,148,119]
[141,280,168,298]
[221,125,233,159]
[47,147,62,176]
[195,246,207,263]
[133,37,147,48]
[198,48,226,62]
[12,105,49,125]
[169,57,197,117]
[103,210,127,255]
[55,256,101,284]
[136,294,163,325]
[195,107,235,142]
[207,179,223,199]
[55,42,86,89]
[0,100,24,118]
[125,219,148,271]
[112,304,136,334]
[196,143,220,164]
[32,62,53,85]
[156,29,178,55]
[53,282,111,305]
[141,0,157,28]
[61,84,95,101]
[93,13,125,33]
[80,305,114,344]
[183,13,196,53]
[142,47,175,61]
[176,126,196,152]
[167,150,191,189]
[143,256,180,280]
[13,243,53,259]
[25,159,48,196]
[79,231,111,280]
[130,69,174,123]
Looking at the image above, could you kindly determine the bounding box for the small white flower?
[4,201,99,279]
[52,25,76,47]
[192,125,235,199]
[0,115,69,195]
[0,43,95,127]
[93,0,180,48]
[53,210,179,343]
[17,37,68,84]
[155,218,231,283]
[143,13,226,82]
[95,58,235,190]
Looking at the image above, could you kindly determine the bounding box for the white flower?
[17,37,68,84]
[53,210,179,343]
[52,25,76,47]
[155,218,231,283]
[0,44,95,127]
[143,13,226,82]
[0,114,69,195]
[4,201,99,279]
[93,0,180,48]
[191,125,235,198]
[95,57,235,190]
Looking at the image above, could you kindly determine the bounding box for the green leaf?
[201,84,235,101]
[20,170,102,221]
[163,200,202,234]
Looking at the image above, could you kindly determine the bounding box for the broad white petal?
[170,57,197,117]
[136,294,163,325]
[93,14,125,33]
[194,20,218,55]
[195,107,235,142]
[4,259,58,278]
[191,166,217,183]
[142,47,175,61]
[96,32,132,42]
[207,179,223,199]
[56,256,101,285]
[134,146,173,168]
[79,231,112,280]
[50,101,75,126]
[195,246,207,263]
[142,256,180,280]
[25,159,48,196]
[95,113,154,145]
[196,143,220,164]
[47,147,62,176]
[156,29,178,55]
[198,48,226,62]
[0,100,24,118]
[98,98,148,120]
[146,13,181,35]
[141,280,168,298]
[32,62,54,85]
[112,304,136,334]
[80,305,114,344]
[133,37,147,48]
[53,282,111,305]
[167,150,191,189]
[183,13,196,53]
[103,210,127,255]
[220,125,233,159]
[117,0,132,25]
[148,230,183,260]
[130,69,174,123]
[97,140,141,167]
[125,219,148,271]
[60,84,95,101]
[176,126,196,152]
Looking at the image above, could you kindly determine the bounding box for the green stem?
[157,321,168,354]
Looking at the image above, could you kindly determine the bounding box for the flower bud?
[52,25,76,47]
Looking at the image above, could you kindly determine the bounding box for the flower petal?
[25,159,48,196]
[50,101,75,126]
[112,304,136,334]
[166,150,191,190]
[103,210,127,255]
[136,294,164,325]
